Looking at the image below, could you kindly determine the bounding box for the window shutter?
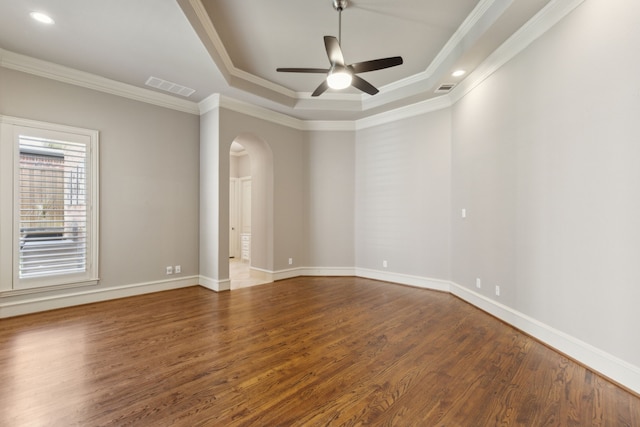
[18,136,88,279]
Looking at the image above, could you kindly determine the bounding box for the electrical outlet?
[383,260,388,268]
[461,208,467,218]
[476,278,481,289]
[288,258,293,265]
[175,265,181,274]
[166,266,173,275]
[495,285,500,296]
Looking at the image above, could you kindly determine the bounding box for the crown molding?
[178,0,516,115]
[0,48,200,115]
[356,96,452,130]
[199,94,357,132]
[424,0,512,79]
[1,0,585,130]
[185,0,295,98]
[199,93,306,130]
[449,0,585,104]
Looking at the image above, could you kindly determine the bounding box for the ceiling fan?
[276,0,403,97]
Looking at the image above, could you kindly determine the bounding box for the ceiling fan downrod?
[276,0,402,97]
[333,0,348,45]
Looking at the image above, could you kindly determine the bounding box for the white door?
[229,178,238,258]
[240,178,251,234]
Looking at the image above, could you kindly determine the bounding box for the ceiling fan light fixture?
[30,11,54,24]
[276,0,402,96]
[327,68,352,90]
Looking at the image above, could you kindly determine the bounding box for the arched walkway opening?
[226,133,274,289]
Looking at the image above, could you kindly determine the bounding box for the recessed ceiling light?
[452,70,466,77]
[30,12,55,24]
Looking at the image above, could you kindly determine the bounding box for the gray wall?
[308,130,356,268]
[355,110,452,279]
[2,0,638,387]
[218,108,308,272]
[451,0,640,367]
[0,68,200,294]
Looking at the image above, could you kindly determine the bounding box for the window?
[0,117,99,293]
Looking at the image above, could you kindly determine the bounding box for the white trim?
[180,0,295,99]
[199,94,359,132]
[0,276,199,318]
[2,261,638,393]
[220,262,640,394]
[272,267,302,281]
[0,48,200,115]
[0,124,12,293]
[221,96,304,130]
[198,275,230,292]
[299,266,357,277]
[1,115,100,291]
[247,265,276,282]
[304,121,356,132]
[199,94,305,130]
[424,0,508,78]
[0,0,584,126]
[245,266,357,281]
[378,0,511,97]
[355,268,451,292]
[355,96,452,130]
[450,0,585,104]
[449,282,640,395]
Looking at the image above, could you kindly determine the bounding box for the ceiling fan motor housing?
[333,0,348,11]
[276,0,402,96]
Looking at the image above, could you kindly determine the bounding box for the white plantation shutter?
[18,137,88,278]
[0,118,100,292]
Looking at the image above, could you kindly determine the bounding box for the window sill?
[0,279,100,297]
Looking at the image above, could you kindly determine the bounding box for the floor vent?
[435,83,456,93]
[145,76,196,97]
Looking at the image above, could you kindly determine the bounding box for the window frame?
[0,116,99,294]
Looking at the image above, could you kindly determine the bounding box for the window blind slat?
[19,137,89,279]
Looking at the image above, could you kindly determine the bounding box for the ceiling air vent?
[435,83,456,93]
[145,76,195,97]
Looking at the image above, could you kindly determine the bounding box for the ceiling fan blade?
[351,75,379,96]
[277,68,329,73]
[349,56,403,74]
[311,80,329,97]
[324,36,345,66]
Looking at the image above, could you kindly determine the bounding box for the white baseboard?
[449,282,640,395]
[199,275,230,292]
[0,275,199,318]
[267,266,640,394]
[355,267,451,292]
[270,266,356,280]
[301,266,357,277]
[248,266,275,282]
[3,267,638,395]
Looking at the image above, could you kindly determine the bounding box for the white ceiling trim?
[361,0,514,112]
[0,48,200,115]
[0,0,585,132]
[449,0,586,104]
[179,0,517,114]
[424,0,512,78]
[201,93,306,129]
[178,0,297,104]
[356,97,453,131]
[199,94,356,131]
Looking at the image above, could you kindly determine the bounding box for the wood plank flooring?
[1,277,638,426]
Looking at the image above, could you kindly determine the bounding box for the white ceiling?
[0,0,553,121]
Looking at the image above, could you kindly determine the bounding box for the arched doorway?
[227,134,274,289]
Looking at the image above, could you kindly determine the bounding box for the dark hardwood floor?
[1,277,638,426]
